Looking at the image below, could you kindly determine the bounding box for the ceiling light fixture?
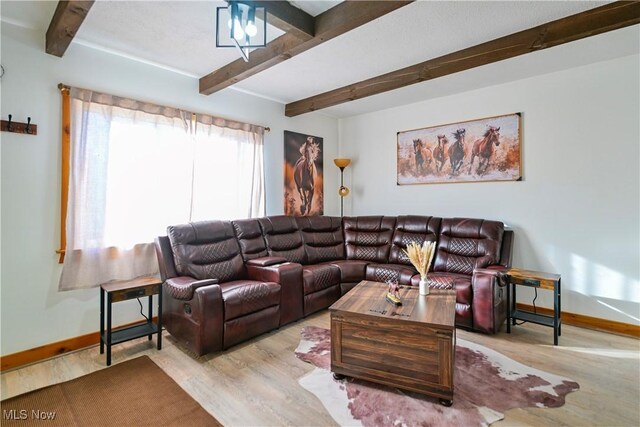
[216,1,267,62]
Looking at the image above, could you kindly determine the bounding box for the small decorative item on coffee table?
[385,281,402,306]
[403,241,437,295]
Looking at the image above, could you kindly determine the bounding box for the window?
[57,86,265,290]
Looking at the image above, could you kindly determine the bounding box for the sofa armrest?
[246,256,288,267]
[247,262,303,326]
[480,265,510,286]
[162,277,223,356]
[471,267,509,334]
[164,276,219,301]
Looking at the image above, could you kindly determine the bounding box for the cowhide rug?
[295,326,579,427]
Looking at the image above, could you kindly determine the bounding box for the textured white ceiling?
[235,0,609,102]
[75,1,286,77]
[1,1,637,118]
[0,1,57,30]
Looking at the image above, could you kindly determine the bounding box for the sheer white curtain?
[59,89,265,291]
[191,114,265,220]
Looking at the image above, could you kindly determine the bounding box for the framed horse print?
[397,113,522,185]
[284,130,324,215]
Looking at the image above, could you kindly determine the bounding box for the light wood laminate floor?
[2,312,639,426]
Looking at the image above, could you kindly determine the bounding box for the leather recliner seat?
[155,214,513,356]
[156,220,282,355]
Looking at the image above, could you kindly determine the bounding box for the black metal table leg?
[511,281,517,326]
[148,295,153,341]
[99,288,104,354]
[157,288,162,350]
[106,293,113,366]
[506,280,511,333]
[558,278,562,337]
[553,278,560,345]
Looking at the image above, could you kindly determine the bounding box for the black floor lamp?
[333,158,351,217]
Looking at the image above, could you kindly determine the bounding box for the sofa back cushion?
[232,219,268,262]
[343,216,396,263]
[296,216,345,264]
[389,215,442,266]
[167,220,245,281]
[258,216,307,264]
[434,218,504,275]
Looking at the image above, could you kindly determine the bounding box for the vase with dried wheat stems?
[403,241,437,295]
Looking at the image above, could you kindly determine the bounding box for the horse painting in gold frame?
[397,113,522,185]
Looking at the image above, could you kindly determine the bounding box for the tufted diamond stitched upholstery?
[389,215,442,266]
[434,218,503,276]
[168,221,246,281]
[302,264,341,295]
[409,272,474,305]
[220,280,281,321]
[343,216,396,263]
[296,216,345,264]
[164,277,217,301]
[365,263,416,285]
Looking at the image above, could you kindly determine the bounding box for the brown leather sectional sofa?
[155,215,513,356]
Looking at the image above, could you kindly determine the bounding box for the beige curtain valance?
[63,84,266,135]
[195,113,265,135]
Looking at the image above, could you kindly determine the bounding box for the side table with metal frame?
[99,276,163,366]
[505,268,561,345]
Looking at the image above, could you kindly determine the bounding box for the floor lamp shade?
[334,158,351,169]
[334,158,351,216]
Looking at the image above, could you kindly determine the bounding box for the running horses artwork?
[397,113,521,184]
[449,129,466,175]
[284,131,324,215]
[433,134,449,173]
[469,126,501,175]
[413,139,433,174]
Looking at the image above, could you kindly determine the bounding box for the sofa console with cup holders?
[155,215,513,356]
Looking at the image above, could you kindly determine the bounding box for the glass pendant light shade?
[216,1,267,62]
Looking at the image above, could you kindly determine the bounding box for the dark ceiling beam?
[200,1,414,95]
[255,1,315,40]
[46,1,95,57]
[285,1,640,117]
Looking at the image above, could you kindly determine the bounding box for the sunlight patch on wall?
[570,253,639,303]
[596,299,640,323]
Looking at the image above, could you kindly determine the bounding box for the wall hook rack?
[1,115,38,135]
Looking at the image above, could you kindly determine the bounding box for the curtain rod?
[58,83,270,133]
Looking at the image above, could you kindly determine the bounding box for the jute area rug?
[1,355,221,427]
[296,326,579,427]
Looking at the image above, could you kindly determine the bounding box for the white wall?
[339,54,640,324]
[0,23,339,355]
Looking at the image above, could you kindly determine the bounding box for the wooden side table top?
[100,276,162,302]
[100,276,162,292]
[507,268,560,291]
[329,280,456,329]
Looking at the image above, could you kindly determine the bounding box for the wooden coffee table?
[329,280,456,406]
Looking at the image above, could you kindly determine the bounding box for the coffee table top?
[329,280,456,329]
